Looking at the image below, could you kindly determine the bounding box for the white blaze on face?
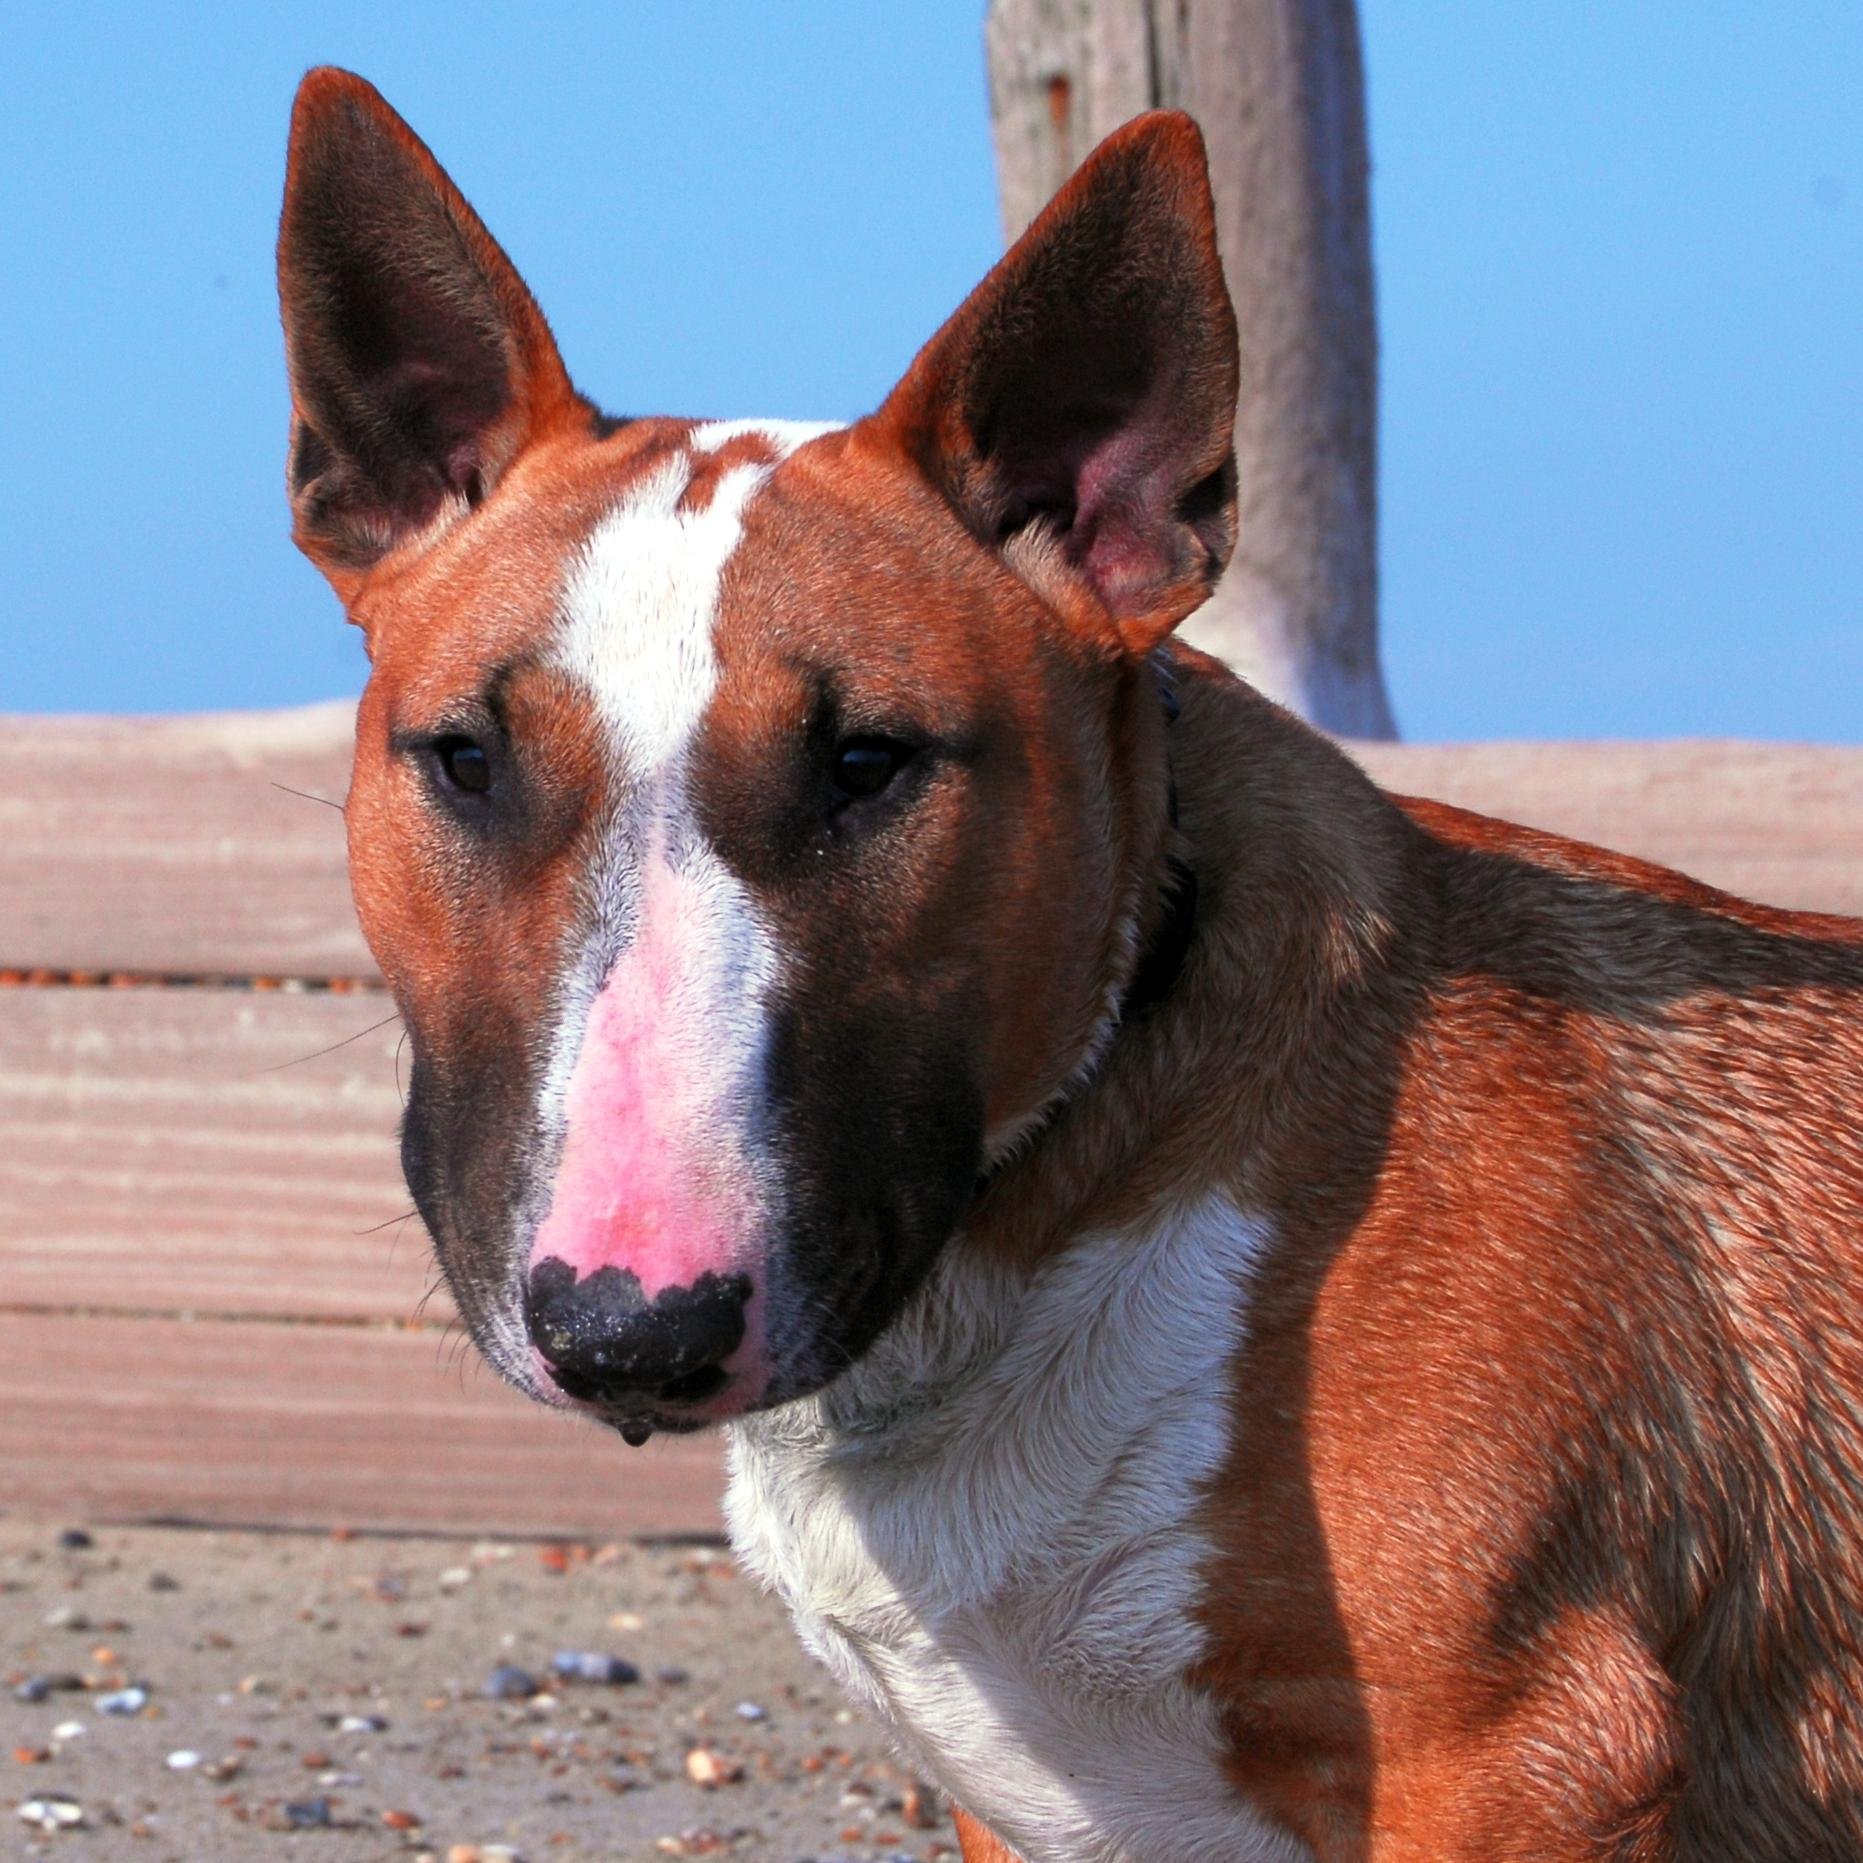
[531,422,839,1390]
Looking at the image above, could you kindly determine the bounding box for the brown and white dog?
[278,69,1863,1861]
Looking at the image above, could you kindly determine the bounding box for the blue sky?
[3,2,1856,740]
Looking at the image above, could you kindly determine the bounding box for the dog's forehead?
[357,416,843,727]
[550,417,844,775]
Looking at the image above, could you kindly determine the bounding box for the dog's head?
[278,69,1238,1438]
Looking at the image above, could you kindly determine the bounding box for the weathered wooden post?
[986,0,1397,737]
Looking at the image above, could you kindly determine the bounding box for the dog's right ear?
[871,111,1238,658]
[278,68,578,600]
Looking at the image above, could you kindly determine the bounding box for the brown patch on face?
[657,426,1178,1375]
[726,429,1170,1139]
[677,431,789,513]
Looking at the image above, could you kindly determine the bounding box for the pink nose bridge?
[529,856,768,1301]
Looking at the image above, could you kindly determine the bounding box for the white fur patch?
[727,1196,1303,1863]
[552,418,840,774]
[542,445,767,1132]
[554,453,761,774]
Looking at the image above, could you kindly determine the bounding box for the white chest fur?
[726,1196,1306,1863]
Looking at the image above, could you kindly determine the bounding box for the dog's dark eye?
[832,738,911,803]
[433,735,491,796]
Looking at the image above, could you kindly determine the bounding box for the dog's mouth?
[540,1358,744,1447]
[582,1402,705,1449]
[516,1336,765,1446]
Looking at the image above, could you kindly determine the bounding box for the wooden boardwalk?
[3,704,1857,1537]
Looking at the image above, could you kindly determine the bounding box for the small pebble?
[654,1833,729,1858]
[437,1566,473,1590]
[17,1797,84,1831]
[901,1780,940,1828]
[96,1685,149,1716]
[483,1664,538,1701]
[337,1713,388,1734]
[655,1665,690,1686]
[382,1807,423,1831]
[147,1571,181,1593]
[733,1700,767,1721]
[166,1750,203,1771]
[282,1797,333,1830]
[40,1607,89,1631]
[56,1529,94,1552]
[550,1650,640,1686]
[49,1722,85,1744]
[683,1746,744,1788]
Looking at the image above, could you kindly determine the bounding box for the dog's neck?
[967,652,1407,1275]
[1114,655,1201,1027]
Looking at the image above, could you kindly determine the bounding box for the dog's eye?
[433,735,492,796]
[831,738,911,803]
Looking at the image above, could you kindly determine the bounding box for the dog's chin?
[570,1351,853,1442]
[528,1334,880,1446]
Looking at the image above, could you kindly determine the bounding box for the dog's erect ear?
[873,111,1239,655]
[278,68,578,598]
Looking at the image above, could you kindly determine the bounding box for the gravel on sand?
[2,1519,954,1862]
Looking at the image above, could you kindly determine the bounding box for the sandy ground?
[2,1518,953,1863]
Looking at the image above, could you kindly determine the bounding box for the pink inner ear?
[1068,422,1181,614]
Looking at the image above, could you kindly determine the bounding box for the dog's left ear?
[873,111,1239,655]
[277,68,579,601]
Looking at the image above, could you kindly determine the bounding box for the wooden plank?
[1353,740,1862,918]
[5,708,1856,983]
[0,987,438,1321]
[0,1312,725,1539]
[1,701,374,978]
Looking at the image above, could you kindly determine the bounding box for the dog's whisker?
[412,1270,447,1323]
[355,1206,417,1237]
[263,1010,402,1073]
[384,1210,421,1267]
[271,780,345,814]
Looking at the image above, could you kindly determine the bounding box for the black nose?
[525,1259,752,1407]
